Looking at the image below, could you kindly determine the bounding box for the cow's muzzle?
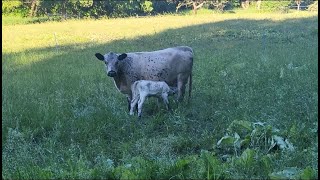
[107,71,117,77]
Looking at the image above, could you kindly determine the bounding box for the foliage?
[308,1,318,11]
[260,1,291,11]
[216,120,295,159]
[3,0,314,19]
[2,1,23,13]
[153,1,177,14]
[268,166,317,180]
[141,1,154,14]
[2,0,28,16]
[300,166,317,180]
[79,0,93,7]
[1,0,177,18]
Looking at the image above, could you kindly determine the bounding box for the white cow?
[130,80,175,118]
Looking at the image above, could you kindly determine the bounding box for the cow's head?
[95,52,127,77]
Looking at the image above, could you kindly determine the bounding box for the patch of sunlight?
[3,12,317,53]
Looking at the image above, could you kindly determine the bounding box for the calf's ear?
[118,53,127,60]
[95,53,105,61]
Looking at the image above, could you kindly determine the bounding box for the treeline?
[2,0,173,18]
[2,0,317,18]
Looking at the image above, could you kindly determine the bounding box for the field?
[2,10,318,179]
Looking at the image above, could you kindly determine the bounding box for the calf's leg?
[161,93,170,110]
[130,95,139,116]
[137,94,147,118]
[156,96,162,110]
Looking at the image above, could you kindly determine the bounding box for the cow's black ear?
[95,53,104,61]
[118,53,127,60]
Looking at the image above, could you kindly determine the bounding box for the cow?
[130,80,175,118]
[94,46,193,110]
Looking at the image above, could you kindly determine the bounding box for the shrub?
[308,1,318,11]
[152,1,176,14]
[260,1,291,11]
[2,1,23,14]
[141,1,153,15]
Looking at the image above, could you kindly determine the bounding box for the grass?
[2,10,318,179]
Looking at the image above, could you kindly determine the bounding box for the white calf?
[130,80,174,118]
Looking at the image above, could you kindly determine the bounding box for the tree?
[175,0,206,15]
[295,0,301,10]
[256,0,261,10]
[141,0,154,15]
[240,0,249,9]
[28,0,39,17]
[2,0,23,14]
[208,0,230,12]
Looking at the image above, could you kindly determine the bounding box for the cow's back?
[117,46,193,96]
[125,47,192,84]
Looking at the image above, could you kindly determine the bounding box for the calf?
[130,80,175,118]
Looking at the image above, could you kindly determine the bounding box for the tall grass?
[2,11,318,179]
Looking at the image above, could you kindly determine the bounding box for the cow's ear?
[95,53,104,61]
[118,53,127,61]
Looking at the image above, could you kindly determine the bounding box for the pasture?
[2,11,318,179]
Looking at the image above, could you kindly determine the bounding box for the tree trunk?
[192,1,205,15]
[241,0,249,9]
[256,0,261,10]
[62,0,67,20]
[34,2,38,16]
[296,0,301,10]
[241,0,245,9]
[192,2,197,15]
[29,0,38,17]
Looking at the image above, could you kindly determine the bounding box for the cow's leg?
[177,74,189,102]
[177,81,186,102]
[126,95,131,111]
[137,94,147,118]
[130,95,139,116]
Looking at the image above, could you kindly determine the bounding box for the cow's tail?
[188,50,193,101]
[188,72,192,100]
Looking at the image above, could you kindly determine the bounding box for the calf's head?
[169,86,178,95]
[95,52,127,77]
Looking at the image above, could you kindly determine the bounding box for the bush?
[2,1,28,17]
[308,1,318,11]
[152,1,176,14]
[2,1,23,14]
[260,1,291,11]
[141,1,153,15]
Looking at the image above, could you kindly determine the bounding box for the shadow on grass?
[2,15,318,163]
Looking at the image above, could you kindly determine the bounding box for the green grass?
[2,14,54,26]
[2,11,318,179]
